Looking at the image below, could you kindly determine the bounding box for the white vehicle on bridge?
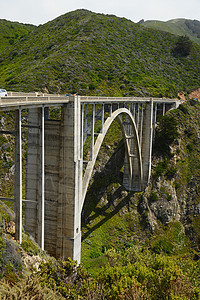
[0,89,7,96]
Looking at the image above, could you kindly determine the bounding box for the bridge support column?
[122,114,142,192]
[141,99,154,188]
[14,108,22,244]
[57,97,82,263]
[25,108,43,246]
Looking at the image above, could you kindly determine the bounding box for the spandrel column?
[14,108,22,244]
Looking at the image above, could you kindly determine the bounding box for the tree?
[173,35,193,57]
[154,115,179,155]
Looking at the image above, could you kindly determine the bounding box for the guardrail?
[0,95,70,110]
[7,91,63,97]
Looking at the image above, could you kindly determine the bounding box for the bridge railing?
[80,96,151,102]
[0,96,70,110]
[79,96,178,104]
[7,91,63,97]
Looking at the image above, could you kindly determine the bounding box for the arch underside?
[81,107,143,210]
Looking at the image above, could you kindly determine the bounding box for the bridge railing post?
[153,103,157,142]
[139,103,144,146]
[90,104,95,161]
[101,104,104,133]
[162,103,166,116]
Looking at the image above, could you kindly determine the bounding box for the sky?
[1,0,200,26]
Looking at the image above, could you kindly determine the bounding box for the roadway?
[0,92,180,110]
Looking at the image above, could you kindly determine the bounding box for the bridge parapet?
[80,95,178,104]
[7,91,63,97]
[0,95,69,110]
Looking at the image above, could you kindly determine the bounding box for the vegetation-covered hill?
[0,19,35,51]
[0,9,200,98]
[142,18,200,45]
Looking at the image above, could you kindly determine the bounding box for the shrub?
[153,158,168,178]
[154,115,179,155]
[187,143,194,152]
[38,257,90,298]
[152,238,174,254]
[179,103,190,115]
[173,35,193,57]
[149,191,159,202]
[0,275,64,299]
[166,165,177,179]
[21,234,40,256]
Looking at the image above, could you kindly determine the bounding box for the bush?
[187,143,194,153]
[149,191,159,202]
[38,257,90,298]
[96,247,198,299]
[21,234,40,256]
[166,165,177,179]
[173,35,193,57]
[152,238,174,254]
[0,275,64,299]
[153,158,168,178]
[179,103,190,115]
[154,115,179,155]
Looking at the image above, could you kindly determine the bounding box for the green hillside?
[0,19,35,51]
[143,18,200,45]
[0,10,200,97]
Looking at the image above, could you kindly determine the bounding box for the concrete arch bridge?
[0,93,179,262]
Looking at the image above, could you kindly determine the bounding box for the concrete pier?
[25,100,82,262]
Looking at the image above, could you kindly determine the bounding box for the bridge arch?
[81,107,143,210]
[0,94,180,262]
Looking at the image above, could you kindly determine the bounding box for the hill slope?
[0,19,35,51]
[142,18,200,45]
[0,10,200,97]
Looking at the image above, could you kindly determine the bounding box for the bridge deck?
[0,92,179,110]
[0,96,69,110]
